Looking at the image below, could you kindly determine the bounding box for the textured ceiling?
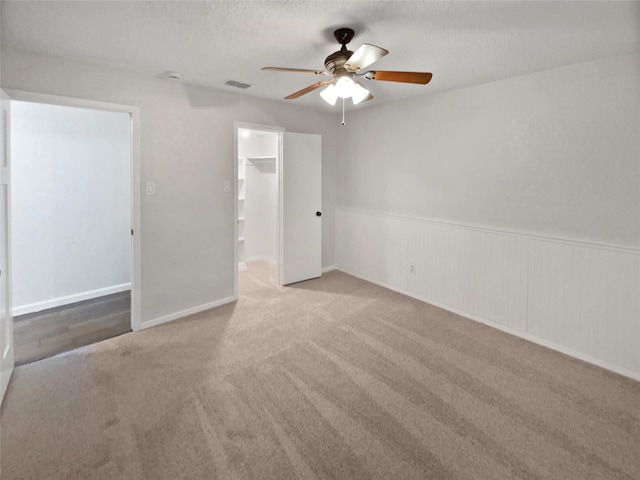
[2,1,639,112]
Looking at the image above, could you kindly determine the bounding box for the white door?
[280,132,322,285]
[0,91,14,405]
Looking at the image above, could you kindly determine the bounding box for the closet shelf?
[238,154,247,270]
[247,156,276,164]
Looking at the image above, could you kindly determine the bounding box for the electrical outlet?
[223,180,231,192]
[410,264,415,273]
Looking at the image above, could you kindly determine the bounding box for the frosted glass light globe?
[335,76,355,98]
[320,84,338,105]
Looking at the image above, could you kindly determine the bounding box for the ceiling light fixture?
[263,27,433,121]
[320,75,370,107]
[351,83,370,105]
[320,84,338,105]
[335,76,355,98]
[320,75,370,126]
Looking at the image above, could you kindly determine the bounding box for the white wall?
[11,101,131,315]
[1,50,339,326]
[239,132,278,263]
[336,53,640,378]
[238,131,277,159]
[339,54,640,248]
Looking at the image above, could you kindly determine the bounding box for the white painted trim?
[483,320,640,382]
[130,106,142,331]
[0,90,13,407]
[4,90,136,115]
[233,126,239,300]
[322,265,337,273]
[410,292,640,382]
[338,206,640,255]
[337,267,640,382]
[6,89,142,331]
[12,283,131,317]
[277,132,283,286]
[138,296,235,330]
[234,121,285,298]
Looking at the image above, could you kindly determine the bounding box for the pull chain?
[341,97,346,126]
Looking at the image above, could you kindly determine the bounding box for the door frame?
[4,89,142,331]
[1,90,14,404]
[233,121,284,299]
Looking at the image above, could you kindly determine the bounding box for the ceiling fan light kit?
[319,84,338,105]
[262,27,432,116]
[350,83,370,105]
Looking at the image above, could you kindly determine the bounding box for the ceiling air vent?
[224,79,252,90]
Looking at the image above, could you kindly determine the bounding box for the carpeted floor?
[1,261,639,479]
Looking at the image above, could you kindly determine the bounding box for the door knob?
[316,211,322,217]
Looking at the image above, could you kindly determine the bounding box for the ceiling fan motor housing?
[334,27,355,46]
[325,27,356,76]
[324,49,354,76]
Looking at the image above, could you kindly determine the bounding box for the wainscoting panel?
[342,210,411,292]
[336,207,640,378]
[407,224,528,332]
[527,240,640,373]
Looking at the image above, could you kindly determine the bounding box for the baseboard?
[422,297,640,382]
[12,283,131,317]
[322,264,337,273]
[336,268,640,382]
[137,296,235,331]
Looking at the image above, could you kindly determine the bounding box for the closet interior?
[237,129,278,272]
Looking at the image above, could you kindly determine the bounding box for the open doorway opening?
[236,126,281,294]
[10,100,133,365]
[234,123,323,297]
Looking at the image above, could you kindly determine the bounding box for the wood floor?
[13,291,131,366]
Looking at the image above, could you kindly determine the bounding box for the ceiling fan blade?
[365,71,433,84]
[344,44,389,71]
[285,79,333,99]
[262,67,330,75]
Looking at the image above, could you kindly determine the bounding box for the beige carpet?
[1,261,639,479]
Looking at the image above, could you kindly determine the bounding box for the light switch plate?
[223,180,231,192]
[145,181,156,195]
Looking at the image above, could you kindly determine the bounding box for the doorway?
[236,125,281,293]
[9,98,136,365]
[234,122,323,298]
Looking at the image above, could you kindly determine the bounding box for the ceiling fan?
[262,27,433,106]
